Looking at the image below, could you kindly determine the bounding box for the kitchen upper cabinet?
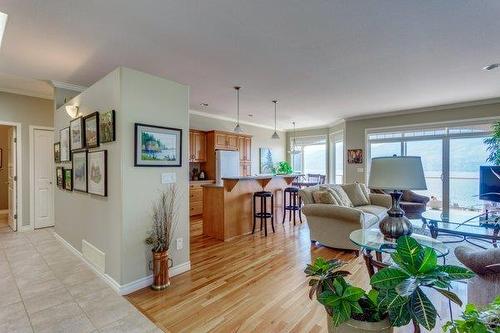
[240,162,251,177]
[214,132,238,150]
[238,136,251,162]
[189,130,206,162]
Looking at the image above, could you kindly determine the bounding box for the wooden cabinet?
[238,136,251,162]
[214,132,238,150]
[190,182,214,216]
[189,130,206,162]
[240,162,251,176]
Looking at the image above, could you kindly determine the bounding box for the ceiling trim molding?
[344,97,500,122]
[0,87,52,100]
[284,119,345,133]
[189,109,284,131]
[51,80,87,92]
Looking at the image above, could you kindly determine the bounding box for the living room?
[0,2,499,333]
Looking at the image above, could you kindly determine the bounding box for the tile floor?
[0,221,161,333]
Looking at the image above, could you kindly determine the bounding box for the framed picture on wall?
[134,123,182,167]
[54,143,61,163]
[99,110,115,143]
[88,150,107,197]
[84,112,100,148]
[70,117,84,150]
[347,149,363,164]
[259,148,274,174]
[72,150,88,193]
[64,168,73,191]
[60,127,71,162]
[56,167,64,189]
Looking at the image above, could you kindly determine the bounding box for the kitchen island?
[202,175,301,241]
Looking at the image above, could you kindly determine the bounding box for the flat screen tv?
[479,166,500,203]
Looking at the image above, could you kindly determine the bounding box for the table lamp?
[368,156,427,240]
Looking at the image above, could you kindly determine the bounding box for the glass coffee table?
[349,228,449,277]
[422,210,500,249]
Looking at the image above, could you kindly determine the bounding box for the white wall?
[54,69,123,283]
[189,113,286,174]
[0,92,53,226]
[120,68,190,285]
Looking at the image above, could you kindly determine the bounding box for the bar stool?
[283,187,302,225]
[253,191,274,236]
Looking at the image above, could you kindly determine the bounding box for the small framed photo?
[347,149,363,164]
[54,143,61,163]
[56,167,64,189]
[64,168,73,191]
[88,150,107,197]
[72,150,88,193]
[70,117,85,151]
[134,123,182,167]
[84,112,100,148]
[99,110,116,143]
[60,127,71,162]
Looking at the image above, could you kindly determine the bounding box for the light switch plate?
[357,168,364,173]
[161,173,176,184]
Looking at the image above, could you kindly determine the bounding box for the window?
[290,135,327,176]
[330,131,344,184]
[367,121,495,212]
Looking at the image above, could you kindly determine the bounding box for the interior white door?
[34,129,54,228]
[7,127,17,231]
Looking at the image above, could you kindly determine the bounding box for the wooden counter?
[202,175,300,241]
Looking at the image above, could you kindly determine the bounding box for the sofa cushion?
[342,183,370,207]
[362,213,379,229]
[312,190,339,205]
[357,205,387,222]
[359,183,371,205]
[321,185,353,207]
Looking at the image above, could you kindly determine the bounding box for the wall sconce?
[65,105,80,118]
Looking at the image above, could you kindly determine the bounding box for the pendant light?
[271,100,280,139]
[233,86,243,133]
[289,121,300,155]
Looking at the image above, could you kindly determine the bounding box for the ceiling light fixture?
[483,63,500,71]
[65,105,80,118]
[0,12,8,48]
[271,100,280,139]
[200,103,208,107]
[233,86,243,133]
[289,121,300,155]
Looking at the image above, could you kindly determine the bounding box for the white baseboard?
[53,232,191,295]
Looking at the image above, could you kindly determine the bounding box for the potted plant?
[145,184,179,290]
[443,297,500,333]
[274,161,293,175]
[370,236,475,332]
[484,121,500,165]
[305,257,393,333]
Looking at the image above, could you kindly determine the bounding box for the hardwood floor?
[127,213,467,333]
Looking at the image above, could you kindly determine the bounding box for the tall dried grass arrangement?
[145,184,179,253]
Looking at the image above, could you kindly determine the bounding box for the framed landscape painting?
[134,123,182,167]
[70,117,84,150]
[56,167,64,189]
[99,110,115,143]
[72,150,88,192]
[88,150,107,197]
[64,168,73,191]
[84,112,100,148]
[54,143,61,163]
[60,127,71,162]
[259,148,274,174]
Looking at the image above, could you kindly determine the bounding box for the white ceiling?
[1,1,500,129]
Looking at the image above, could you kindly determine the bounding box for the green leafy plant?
[370,236,475,331]
[274,161,293,174]
[443,297,500,333]
[305,257,386,327]
[484,121,500,165]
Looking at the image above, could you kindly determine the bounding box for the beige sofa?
[299,184,391,250]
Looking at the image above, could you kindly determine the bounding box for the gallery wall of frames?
[54,110,115,197]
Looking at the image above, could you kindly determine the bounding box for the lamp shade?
[368,156,427,190]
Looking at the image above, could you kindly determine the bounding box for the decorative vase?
[327,317,393,333]
[379,191,413,241]
[151,250,172,290]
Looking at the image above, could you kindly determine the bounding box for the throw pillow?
[321,185,353,207]
[312,190,338,205]
[342,183,370,207]
[358,183,371,205]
